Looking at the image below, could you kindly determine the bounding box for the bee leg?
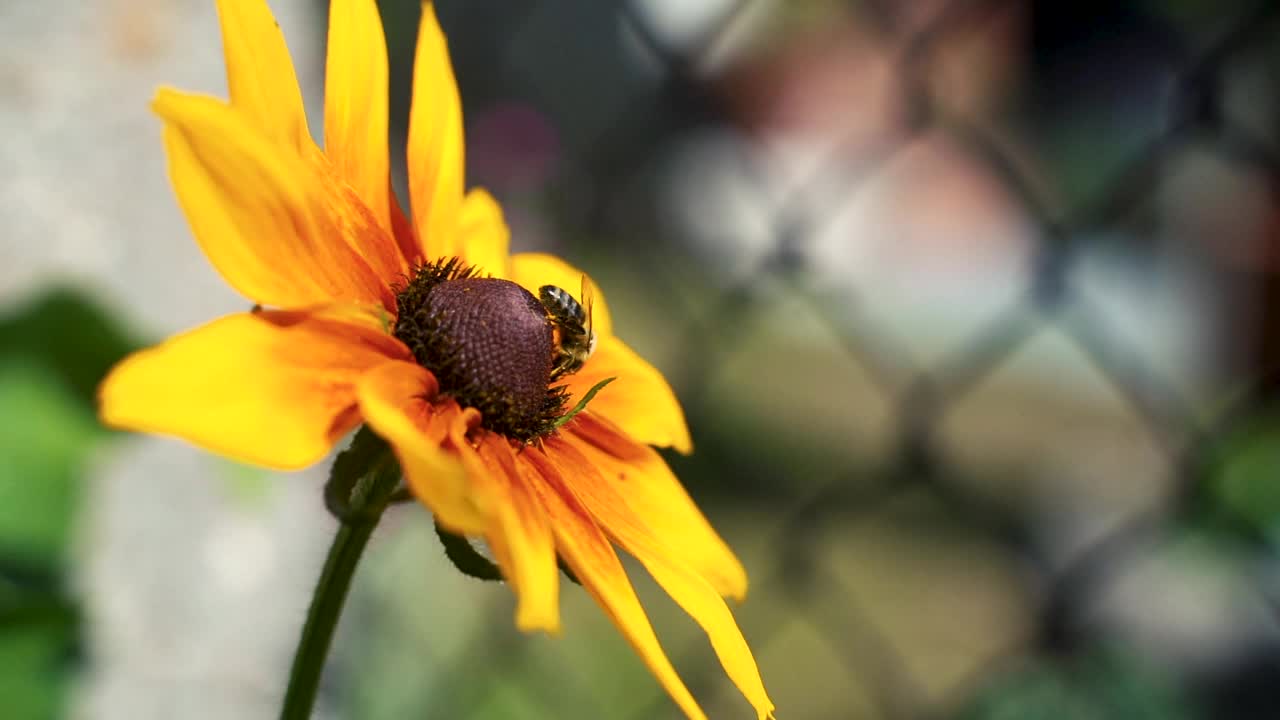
[549,353,570,381]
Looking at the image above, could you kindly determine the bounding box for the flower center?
[393,260,567,441]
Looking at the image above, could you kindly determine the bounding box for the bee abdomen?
[539,285,586,323]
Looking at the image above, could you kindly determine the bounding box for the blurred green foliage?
[0,361,99,563]
[958,647,1200,720]
[0,288,142,411]
[0,288,142,719]
[1210,412,1280,541]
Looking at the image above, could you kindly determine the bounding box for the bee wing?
[579,274,596,349]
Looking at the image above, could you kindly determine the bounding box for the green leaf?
[433,520,502,581]
[552,377,616,430]
[325,427,396,522]
[433,521,580,586]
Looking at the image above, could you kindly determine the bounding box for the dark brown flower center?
[393,260,568,440]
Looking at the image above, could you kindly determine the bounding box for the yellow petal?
[407,2,464,260]
[563,336,691,453]
[154,89,393,308]
[215,0,312,153]
[457,189,511,278]
[324,0,391,235]
[509,255,684,448]
[566,414,744,599]
[545,438,773,720]
[388,186,423,267]
[519,448,708,720]
[355,362,484,534]
[450,428,560,633]
[509,253,613,337]
[318,161,410,287]
[99,309,405,470]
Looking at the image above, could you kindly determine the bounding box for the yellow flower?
[97,1,774,718]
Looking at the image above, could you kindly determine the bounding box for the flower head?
[98,1,773,717]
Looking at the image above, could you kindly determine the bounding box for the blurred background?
[2,0,1280,718]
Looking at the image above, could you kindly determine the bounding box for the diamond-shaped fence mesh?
[374,1,1280,718]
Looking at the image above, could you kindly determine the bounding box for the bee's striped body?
[539,284,597,380]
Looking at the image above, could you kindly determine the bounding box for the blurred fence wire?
[368,0,1280,718]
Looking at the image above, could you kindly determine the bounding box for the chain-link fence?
[4,0,1276,718]
[332,1,1280,718]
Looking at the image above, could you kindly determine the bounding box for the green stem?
[279,456,399,720]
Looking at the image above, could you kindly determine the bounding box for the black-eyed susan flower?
[97,1,774,718]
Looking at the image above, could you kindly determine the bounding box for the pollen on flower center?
[393,260,568,440]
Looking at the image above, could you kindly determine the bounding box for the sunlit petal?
[100,309,406,470]
[407,2,465,260]
[388,183,423,267]
[324,0,392,236]
[519,448,708,720]
[458,189,511,278]
[544,438,773,719]
[154,89,392,308]
[215,0,312,153]
[566,413,743,599]
[563,336,691,453]
[448,427,560,633]
[316,160,410,286]
[356,361,484,534]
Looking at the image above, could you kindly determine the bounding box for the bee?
[539,279,597,380]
